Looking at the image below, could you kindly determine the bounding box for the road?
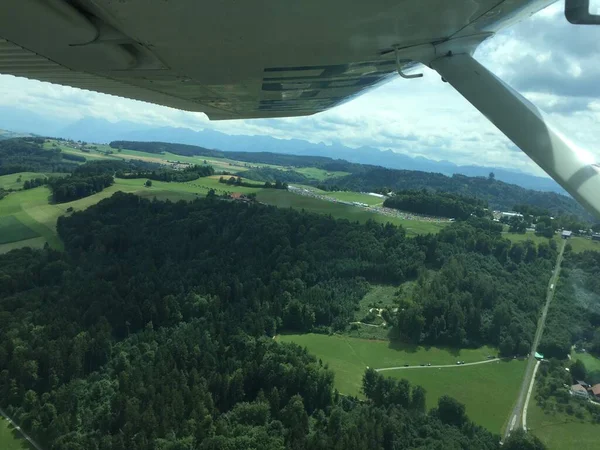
[0,407,43,450]
[522,360,541,430]
[376,358,500,372]
[502,240,565,441]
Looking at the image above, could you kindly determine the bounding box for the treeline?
[219,176,288,190]
[0,194,546,449]
[0,138,79,175]
[319,167,591,221]
[236,167,309,184]
[109,140,360,173]
[383,189,487,219]
[117,164,215,182]
[540,250,600,359]
[48,173,113,203]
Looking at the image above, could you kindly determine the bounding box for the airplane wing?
[0,0,552,120]
[2,0,600,219]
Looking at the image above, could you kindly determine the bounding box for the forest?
[383,189,487,219]
[116,164,215,182]
[540,249,600,359]
[0,192,557,448]
[0,138,78,175]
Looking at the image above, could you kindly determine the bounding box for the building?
[590,384,600,400]
[593,233,600,242]
[500,212,524,219]
[561,230,573,239]
[571,384,589,399]
[577,380,590,389]
[534,352,544,360]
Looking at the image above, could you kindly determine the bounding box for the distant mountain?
[0,110,564,193]
[0,106,65,137]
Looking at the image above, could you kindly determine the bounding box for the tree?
[570,359,587,381]
[435,395,466,427]
[145,179,153,187]
[410,385,426,413]
[503,429,546,450]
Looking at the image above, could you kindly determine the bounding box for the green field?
[256,190,446,236]
[355,285,399,324]
[503,231,557,246]
[295,167,350,181]
[528,397,600,450]
[276,333,497,396]
[0,418,33,450]
[571,351,600,384]
[0,216,39,244]
[568,237,600,254]
[0,172,65,190]
[503,231,599,254]
[323,191,385,206]
[389,359,526,433]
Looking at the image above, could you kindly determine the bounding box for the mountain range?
[0,106,564,194]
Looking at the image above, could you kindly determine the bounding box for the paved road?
[522,360,541,430]
[502,240,565,441]
[0,407,43,450]
[376,358,500,372]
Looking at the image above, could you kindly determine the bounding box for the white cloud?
[0,0,598,176]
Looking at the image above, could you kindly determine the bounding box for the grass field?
[568,237,600,254]
[0,216,39,244]
[503,231,557,246]
[389,359,526,433]
[0,172,66,190]
[323,191,385,206]
[256,190,446,235]
[0,418,33,450]
[571,351,600,384]
[356,285,399,323]
[528,396,600,450]
[503,231,599,254]
[295,167,350,181]
[276,333,497,396]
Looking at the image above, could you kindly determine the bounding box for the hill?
[109,140,591,221]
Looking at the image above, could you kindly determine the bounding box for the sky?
[0,1,599,175]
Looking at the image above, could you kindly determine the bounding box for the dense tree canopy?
[0,138,78,175]
[383,189,487,219]
[540,250,600,359]
[0,193,532,449]
[117,164,215,182]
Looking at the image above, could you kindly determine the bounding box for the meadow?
[571,351,600,384]
[0,418,33,450]
[390,359,526,433]
[322,190,385,206]
[276,333,497,396]
[528,395,600,450]
[256,190,446,235]
[503,231,598,254]
[276,333,521,433]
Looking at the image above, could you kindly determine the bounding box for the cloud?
[0,0,598,176]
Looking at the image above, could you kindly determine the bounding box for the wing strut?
[430,53,600,220]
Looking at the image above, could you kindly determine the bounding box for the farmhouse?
[593,233,600,242]
[561,230,573,239]
[590,384,600,400]
[571,384,589,399]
